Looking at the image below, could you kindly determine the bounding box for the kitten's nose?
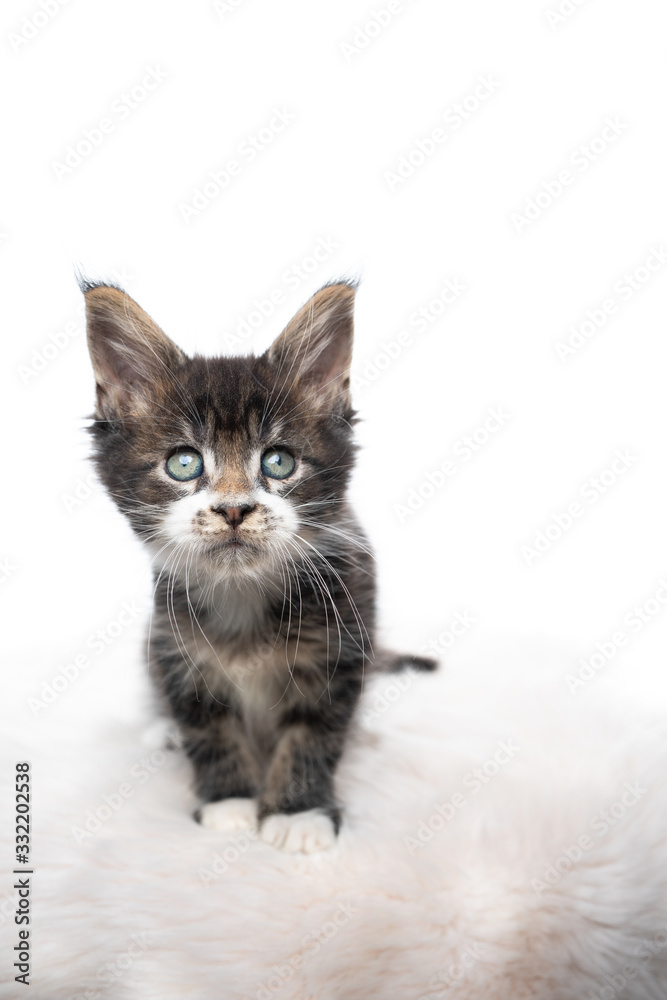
[211,504,255,530]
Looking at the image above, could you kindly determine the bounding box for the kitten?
[83,278,435,853]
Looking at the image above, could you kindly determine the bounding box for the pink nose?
[211,505,255,530]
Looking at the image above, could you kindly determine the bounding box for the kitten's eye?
[261,447,295,480]
[166,449,204,481]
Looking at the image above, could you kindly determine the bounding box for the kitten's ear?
[265,282,356,413]
[83,284,187,421]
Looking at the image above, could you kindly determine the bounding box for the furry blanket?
[4,629,667,1000]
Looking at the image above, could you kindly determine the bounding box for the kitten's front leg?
[186,713,262,833]
[157,661,262,832]
[257,696,358,853]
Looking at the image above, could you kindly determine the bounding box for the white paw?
[197,798,257,832]
[260,809,338,853]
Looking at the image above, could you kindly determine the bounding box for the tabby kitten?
[84,278,433,853]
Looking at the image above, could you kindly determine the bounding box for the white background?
[3,0,667,723]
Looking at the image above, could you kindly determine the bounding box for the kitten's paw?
[195,798,257,832]
[260,809,338,853]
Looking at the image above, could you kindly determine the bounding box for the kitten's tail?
[375,650,439,673]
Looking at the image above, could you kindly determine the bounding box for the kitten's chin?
[197,538,271,578]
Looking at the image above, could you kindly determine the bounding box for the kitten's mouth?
[205,536,258,554]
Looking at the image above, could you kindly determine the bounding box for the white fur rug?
[4,629,667,1000]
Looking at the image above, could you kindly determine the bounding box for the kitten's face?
[84,282,357,583]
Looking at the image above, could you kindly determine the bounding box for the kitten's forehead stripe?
[186,361,284,454]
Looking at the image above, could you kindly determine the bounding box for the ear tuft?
[265,282,357,413]
[75,267,124,295]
